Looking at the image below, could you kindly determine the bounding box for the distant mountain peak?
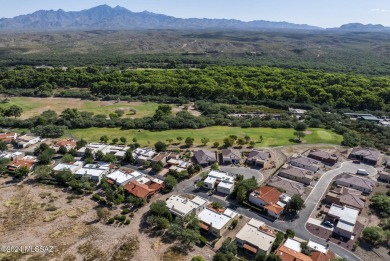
[0,5,322,31]
[336,23,388,32]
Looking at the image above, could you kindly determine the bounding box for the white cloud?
[371,8,390,13]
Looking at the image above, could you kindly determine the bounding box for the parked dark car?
[322,221,334,228]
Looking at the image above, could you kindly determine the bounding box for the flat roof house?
[75,162,110,183]
[327,204,359,239]
[17,135,40,148]
[267,176,305,196]
[100,145,130,159]
[349,148,381,165]
[166,194,208,218]
[247,150,270,167]
[133,147,156,164]
[308,150,338,165]
[235,218,276,256]
[249,186,285,218]
[197,207,238,237]
[106,169,142,186]
[278,166,314,185]
[77,143,106,156]
[335,174,375,194]
[53,161,84,174]
[203,170,235,194]
[288,156,320,172]
[193,149,217,166]
[125,176,163,199]
[221,148,241,164]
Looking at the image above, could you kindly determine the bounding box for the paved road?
[175,161,370,260]
[198,162,365,260]
[271,161,371,261]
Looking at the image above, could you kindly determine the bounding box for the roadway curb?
[303,161,362,261]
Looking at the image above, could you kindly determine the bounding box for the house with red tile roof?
[0,132,17,144]
[124,176,163,199]
[276,238,335,261]
[276,245,312,261]
[308,240,335,261]
[52,139,77,151]
[7,156,38,173]
[249,186,285,218]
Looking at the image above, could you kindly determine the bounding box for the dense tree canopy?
[1,66,390,111]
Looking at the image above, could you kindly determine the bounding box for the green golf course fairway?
[65,127,342,147]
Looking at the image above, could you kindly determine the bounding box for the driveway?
[200,161,363,261]
[177,161,363,260]
[307,218,334,232]
[337,161,377,177]
[219,166,263,182]
[275,161,365,261]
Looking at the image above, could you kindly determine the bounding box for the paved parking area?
[219,166,263,182]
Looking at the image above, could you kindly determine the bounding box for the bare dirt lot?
[0,177,214,261]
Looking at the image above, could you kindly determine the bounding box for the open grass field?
[64,127,343,147]
[0,97,174,119]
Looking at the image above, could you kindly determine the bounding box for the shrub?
[92,194,102,201]
[198,236,207,246]
[231,220,238,229]
[45,206,58,211]
[285,229,295,238]
[114,215,126,222]
[121,208,131,215]
[124,219,131,225]
[107,218,115,224]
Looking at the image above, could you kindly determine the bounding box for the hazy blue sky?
[0,0,389,28]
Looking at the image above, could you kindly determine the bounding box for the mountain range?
[0,5,388,32]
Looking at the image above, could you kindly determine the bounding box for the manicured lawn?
[64,127,342,147]
[0,97,170,119]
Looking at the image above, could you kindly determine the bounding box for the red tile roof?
[255,186,282,205]
[7,159,36,171]
[124,180,162,199]
[265,204,284,215]
[54,139,77,148]
[106,179,115,185]
[276,245,312,261]
[200,223,210,231]
[310,251,335,261]
[243,243,257,254]
[0,132,16,143]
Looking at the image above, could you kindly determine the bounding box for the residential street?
[179,161,369,261]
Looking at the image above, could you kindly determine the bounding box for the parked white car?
[356,169,369,175]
